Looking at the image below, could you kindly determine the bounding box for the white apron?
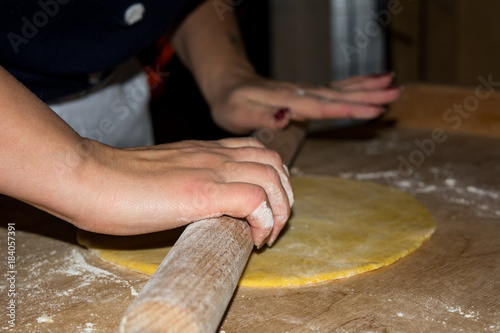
[49,58,154,148]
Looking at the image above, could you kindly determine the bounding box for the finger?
[223,160,291,233]
[249,87,387,120]
[307,85,401,106]
[223,101,292,133]
[229,142,295,210]
[137,140,222,151]
[216,137,266,149]
[211,182,274,247]
[236,103,292,131]
[145,137,265,152]
[176,142,293,211]
[330,72,395,91]
[226,146,292,202]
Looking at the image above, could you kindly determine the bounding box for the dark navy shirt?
[0,0,194,101]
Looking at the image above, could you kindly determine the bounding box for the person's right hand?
[66,137,293,248]
[0,65,291,248]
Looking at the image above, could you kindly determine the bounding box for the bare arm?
[0,65,88,222]
[172,1,254,107]
[172,1,401,134]
[0,66,292,247]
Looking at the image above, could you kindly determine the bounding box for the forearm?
[0,67,292,244]
[172,0,255,105]
[0,66,89,222]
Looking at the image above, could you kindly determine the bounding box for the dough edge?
[78,176,436,288]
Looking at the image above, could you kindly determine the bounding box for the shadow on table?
[307,118,398,141]
[0,195,79,244]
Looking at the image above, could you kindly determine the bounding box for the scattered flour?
[337,167,499,219]
[59,249,139,297]
[290,166,305,176]
[36,315,54,323]
[81,322,96,332]
[397,180,412,188]
[421,297,480,324]
[444,178,457,187]
[339,170,399,180]
[444,304,478,320]
[466,186,500,200]
[55,249,114,278]
[415,185,438,193]
[450,198,472,205]
[22,246,141,323]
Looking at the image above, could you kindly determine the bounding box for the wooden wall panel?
[389,0,500,87]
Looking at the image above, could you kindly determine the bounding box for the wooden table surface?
[1,84,499,332]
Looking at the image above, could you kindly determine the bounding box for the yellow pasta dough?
[78,176,436,287]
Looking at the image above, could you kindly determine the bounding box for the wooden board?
[389,83,500,138]
[389,0,500,86]
[1,85,499,332]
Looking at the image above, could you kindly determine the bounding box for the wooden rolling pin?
[119,122,307,333]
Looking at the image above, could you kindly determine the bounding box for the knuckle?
[262,164,281,182]
[228,85,254,103]
[359,92,373,103]
[191,181,215,210]
[252,185,268,203]
[255,128,275,147]
[222,160,240,177]
[243,185,268,212]
[327,104,350,118]
[318,105,330,118]
[246,137,265,148]
[241,146,259,162]
[264,148,282,165]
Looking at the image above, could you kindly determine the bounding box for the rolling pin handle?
[119,217,254,333]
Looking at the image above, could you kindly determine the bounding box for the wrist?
[199,60,257,108]
[62,138,119,231]
[26,138,108,229]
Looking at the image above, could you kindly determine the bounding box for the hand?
[209,72,401,134]
[0,66,291,248]
[71,137,292,248]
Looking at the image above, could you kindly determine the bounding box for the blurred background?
[151,0,500,143]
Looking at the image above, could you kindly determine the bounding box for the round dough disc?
[78,176,435,288]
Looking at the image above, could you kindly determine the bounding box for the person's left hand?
[208,71,401,134]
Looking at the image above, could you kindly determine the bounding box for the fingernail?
[256,236,267,249]
[274,107,290,121]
